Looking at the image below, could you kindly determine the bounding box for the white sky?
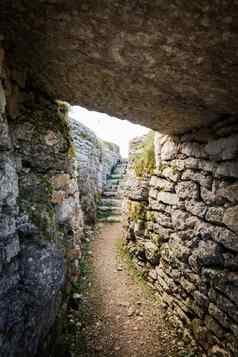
[69,106,149,158]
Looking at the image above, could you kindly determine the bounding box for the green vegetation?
[56,100,70,116]
[146,210,155,222]
[96,210,112,220]
[39,175,54,196]
[171,162,177,175]
[95,191,101,204]
[116,238,151,292]
[55,100,72,146]
[179,352,198,357]
[62,235,94,356]
[96,139,103,162]
[79,131,94,142]
[128,201,146,221]
[116,238,162,304]
[68,143,76,159]
[102,140,117,152]
[133,131,155,177]
[150,232,161,247]
[72,239,93,294]
[159,162,168,172]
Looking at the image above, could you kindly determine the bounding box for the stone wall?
[0,48,84,356]
[123,121,238,356]
[0,38,120,355]
[70,117,121,225]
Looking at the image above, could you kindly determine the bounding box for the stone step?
[97,161,127,219]
[98,215,121,223]
[106,179,119,186]
[105,183,119,189]
[110,174,123,180]
[98,206,121,214]
[113,164,127,168]
[113,165,127,170]
[102,191,119,198]
[100,198,121,207]
[112,168,127,175]
[105,189,117,194]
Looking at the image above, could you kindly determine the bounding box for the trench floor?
[68,223,185,357]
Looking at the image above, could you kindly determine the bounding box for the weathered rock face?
[123,122,238,356]
[70,117,120,224]
[0,37,120,354]
[1,1,238,134]
[0,51,84,356]
[0,50,121,356]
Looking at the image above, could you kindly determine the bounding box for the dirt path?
[69,223,184,357]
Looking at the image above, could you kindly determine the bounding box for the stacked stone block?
[123,121,238,356]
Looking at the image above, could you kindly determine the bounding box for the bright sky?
[69,106,149,158]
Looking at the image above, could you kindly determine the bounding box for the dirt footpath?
[69,223,184,357]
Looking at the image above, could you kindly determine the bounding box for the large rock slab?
[1,1,238,134]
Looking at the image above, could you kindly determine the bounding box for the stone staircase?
[97,160,128,222]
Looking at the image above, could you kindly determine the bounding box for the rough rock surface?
[1,1,238,133]
[0,38,120,355]
[123,123,238,356]
[0,48,84,356]
[70,118,120,224]
[0,54,121,356]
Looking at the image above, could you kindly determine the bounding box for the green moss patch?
[128,201,146,221]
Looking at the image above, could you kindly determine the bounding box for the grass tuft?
[133,131,155,178]
[115,237,158,301]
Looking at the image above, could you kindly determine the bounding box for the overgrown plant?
[133,131,155,177]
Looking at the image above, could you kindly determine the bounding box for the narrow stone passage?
[70,223,184,357]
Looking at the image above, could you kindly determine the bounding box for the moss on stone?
[146,211,155,222]
[68,143,76,159]
[150,233,161,248]
[55,100,70,116]
[171,162,177,175]
[102,140,117,152]
[96,139,103,155]
[40,175,54,196]
[128,201,146,221]
[79,131,93,142]
[159,162,168,173]
[95,192,101,204]
[133,131,155,178]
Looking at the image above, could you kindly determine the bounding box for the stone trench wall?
[0,40,121,355]
[0,47,85,356]
[123,120,238,356]
[70,117,121,225]
[0,55,83,357]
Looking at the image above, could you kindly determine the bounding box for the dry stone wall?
[123,120,238,356]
